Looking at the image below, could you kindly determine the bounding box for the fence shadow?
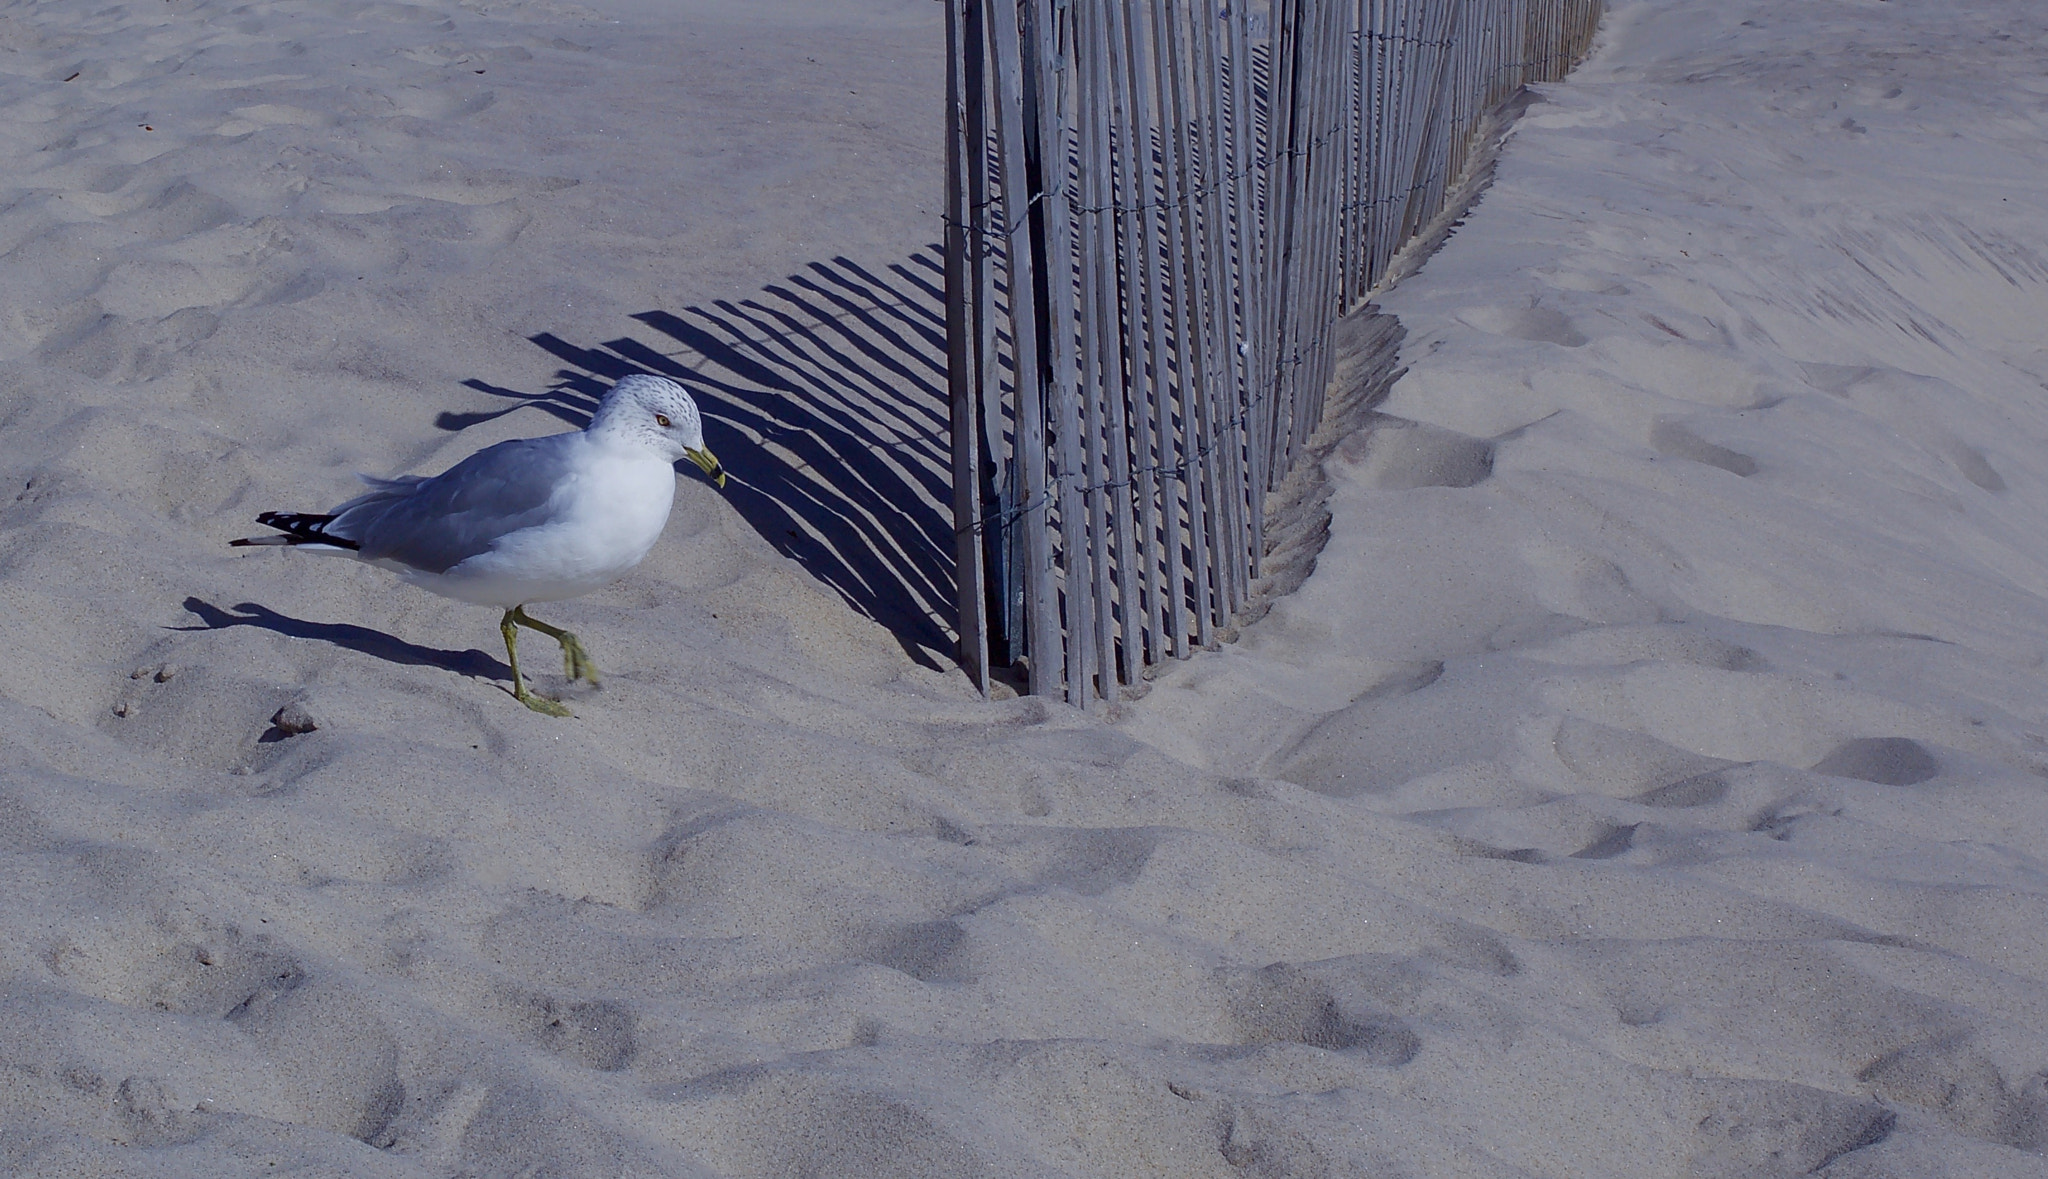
[441,249,957,668]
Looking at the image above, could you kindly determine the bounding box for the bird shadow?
[174,597,511,682]
[439,248,958,669]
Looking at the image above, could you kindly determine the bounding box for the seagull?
[232,374,726,716]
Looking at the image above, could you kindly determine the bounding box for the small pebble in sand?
[269,702,320,736]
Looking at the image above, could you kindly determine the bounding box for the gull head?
[592,373,726,487]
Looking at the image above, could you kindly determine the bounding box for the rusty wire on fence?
[945,0,1603,705]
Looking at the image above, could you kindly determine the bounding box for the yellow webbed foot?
[558,632,599,685]
[502,607,575,717]
[514,686,573,717]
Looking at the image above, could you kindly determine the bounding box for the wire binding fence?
[946,0,1603,704]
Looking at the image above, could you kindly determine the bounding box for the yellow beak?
[687,447,726,489]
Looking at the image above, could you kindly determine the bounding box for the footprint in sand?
[1650,417,1759,476]
[1858,1035,2048,1150]
[1455,300,1590,347]
[1339,414,1494,490]
[1633,768,1736,808]
[1594,336,1766,407]
[858,919,972,984]
[1795,363,2010,492]
[1217,959,1422,1065]
[1686,1079,1898,1178]
[530,995,637,1072]
[1810,736,1940,786]
[48,915,303,1019]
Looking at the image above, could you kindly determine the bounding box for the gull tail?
[230,511,361,552]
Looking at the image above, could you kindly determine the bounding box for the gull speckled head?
[592,373,725,487]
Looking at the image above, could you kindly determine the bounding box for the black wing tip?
[239,512,360,551]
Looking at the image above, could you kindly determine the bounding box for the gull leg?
[509,605,599,685]
[501,608,572,717]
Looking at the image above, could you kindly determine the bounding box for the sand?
[2,0,2046,1175]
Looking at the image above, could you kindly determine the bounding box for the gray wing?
[326,435,576,573]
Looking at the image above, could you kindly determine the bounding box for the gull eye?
[654,414,672,428]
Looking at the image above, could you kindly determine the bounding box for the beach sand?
[2,0,2046,1175]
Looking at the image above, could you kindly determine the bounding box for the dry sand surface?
[3,0,2048,1175]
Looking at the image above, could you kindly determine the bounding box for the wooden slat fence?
[946,0,1603,704]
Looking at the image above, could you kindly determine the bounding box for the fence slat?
[1098,0,1145,686]
[1216,0,1257,613]
[1169,0,1218,649]
[944,0,988,695]
[1071,0,1105,699]
[991,0,1061,697]
[1115,0,1166,669]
